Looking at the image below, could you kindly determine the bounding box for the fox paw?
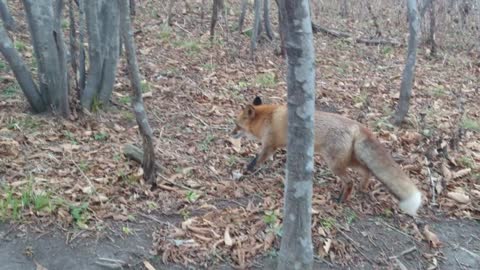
[246,156,258,172]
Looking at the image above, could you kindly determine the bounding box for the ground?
[1,1,480,269]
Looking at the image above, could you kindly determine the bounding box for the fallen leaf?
[453,168,471,179]
[227,137,242,153]
[447,191,470,204]
[224,227,233,246]
[423,225,441,248]
[143,261,156,270]
[323,238,332,254]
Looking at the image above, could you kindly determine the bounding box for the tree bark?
[263,0,273,40]
[78,0,86,93]
[119,0,156,186]
[275,0,287,57]
[238,0,248,32]
[277,0,315,269]
[23,0,70,117]
[210,0,220,40]
[69,0,78,89]
[129,0,135,15]
[0,23,46,112]
[0,0,15,31]
[428,0,436,56]
[250,0,262,59]
[366,0,382,37]
[393,0,420,125]
[81,0,120,109]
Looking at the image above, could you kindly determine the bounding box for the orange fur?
[232,98,422,216]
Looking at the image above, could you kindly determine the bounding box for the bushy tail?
[354,131,422,216]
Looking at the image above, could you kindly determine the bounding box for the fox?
[231,96,422,216]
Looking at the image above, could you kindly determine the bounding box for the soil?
[1,216,479,270]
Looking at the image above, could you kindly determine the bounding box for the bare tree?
[119,0,156,185]
[238,0,248,32]
[341,0,349,17]
[0,23,45,112]
[277,0,315,269]
[393,0,420,125]
[263,0,273,40]
[0,0,15,31]
[250,0,262,59]
[23,0,70,117]
[81,0,121,110]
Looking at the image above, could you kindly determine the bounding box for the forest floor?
[1,1,480,270]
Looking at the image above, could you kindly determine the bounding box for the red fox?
[231,97,422,216]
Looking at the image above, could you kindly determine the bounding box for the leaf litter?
[0,0,479,268]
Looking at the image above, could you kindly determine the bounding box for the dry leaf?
[227,137,242,153]
[446,191,470,204]
[323,238,332,254]
[143,261,156,270]
[232,170,243,180]
[224,227,233,246]
[263,232,275,251]
[423,225,441,248]
[453,168,471,179]
[35,260,48,270]
[471,190,480,199]
[441,163,452,183]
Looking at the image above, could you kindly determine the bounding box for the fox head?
[231,96,262,139]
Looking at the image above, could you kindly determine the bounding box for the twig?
[314,256,334,267]
[389,246,417,259]
[187,107,208,126]
[336,227,376,265]
[158,173,203,194]
[97,257,127,264]
[459,246,480,260]
[380,221,419,244]
[426,157,436,204]
[71,158,95,189]
[138,212,171,226]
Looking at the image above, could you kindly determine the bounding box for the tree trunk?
[119,0,156,186]
[167,0,174,25]
[250,0,262,59]
[0,23,46,112]
[366,0,382,37]
[69,0,78,89]
[81,0,120,109]
[263,0,273,40]
[393,0,420,125]
[78,0,86,93]
[275,0,287,57]
[129,0,135,15]
[210,0,220,40]
[23,0,70,117]
[341,0,348,17]
[0,0,15,31]
[238,0,248,32]
[428,0,436,56]
[277,0,315,269]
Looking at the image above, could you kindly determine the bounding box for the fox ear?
[245,105,256,119]
[252,96,262,105]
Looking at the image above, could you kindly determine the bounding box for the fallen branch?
[123,144,203,193]
[311,23,402,47]
[389,246,417,259]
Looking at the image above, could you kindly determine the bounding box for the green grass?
[461,117,480,132]
[186,191,200,203]
[174,39,202,56]
[198,134,215,152]
[7,116,40,131]
[458,156,475,169]
[0,59,9,72]
[93,132,109,141]
[2,84,19,98]
[119,96,131,105]
[320,217,336,230]
[14,41,27,52]
[255,72,277,88]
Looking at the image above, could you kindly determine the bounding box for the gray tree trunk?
[341,0,348,17]
[78,0,86,92]
[250,0,262,59]
[119,0,156,185]
[0,23,46,112]
[393,0,420,125]
[23,0,70,117]
[428,0,436,56]
[277,0,315,269]
[263,0,273,40]
[69,0,78,89]
[81,0,120,110]
[238,0,248,32]
[0,0,15,31]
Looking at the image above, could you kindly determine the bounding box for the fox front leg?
[246,145,274,172]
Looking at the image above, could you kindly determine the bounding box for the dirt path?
[1,216,479,270]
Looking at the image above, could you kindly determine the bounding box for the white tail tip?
[399,190,422,216]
